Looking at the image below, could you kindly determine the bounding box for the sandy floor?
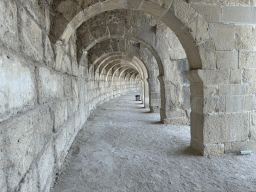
[51,93,256,192]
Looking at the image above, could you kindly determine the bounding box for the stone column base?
[150,106,160,113]
[191,138,225,156]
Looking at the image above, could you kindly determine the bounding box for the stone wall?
[0,1,140,191]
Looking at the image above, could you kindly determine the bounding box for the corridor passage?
[51,94,256,192]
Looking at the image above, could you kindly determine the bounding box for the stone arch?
[53,0,224,155]
[91,52,150,107]
[55,0,212,70]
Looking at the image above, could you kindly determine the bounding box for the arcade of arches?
[1,0,256,191]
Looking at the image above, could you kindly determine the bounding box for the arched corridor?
[1,0,256,191]
[51,93,256,192]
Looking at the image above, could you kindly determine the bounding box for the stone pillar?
[158,76,190,125]
[186,69,254,155]
[143,79,149,108]
[148,79,161,113]
[141,79,145,104]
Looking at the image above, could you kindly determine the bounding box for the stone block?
[219,84,247,96]
[145,0,173,9]
[225,95,255,113]
[204,113,249,144]
[127,0,144,9]
[102,0,125,12]
[203,85,218,97]
[72,60,80,77]
[63,75,72,97]
[38,143,54,191]
[19,6,43,62]
[204,144,224,156]
[65,116,76,148]
[0,0,19,51]
[62,54,72,74]
[230,69,242,84]
[191,4,221,22]
[4,111,36,190]
[236,25,256,50]
[198,69,230,85]
[199,39,217,70]
[35,105,54,154]
[54,127,67,169]
[216,50,238,70]
[187,14,209,43]
[45,35,55,67]
[209,23,235,51]
[190,112,204,143]
[52,99,68,133]
[140,1,166,19]
[19,167,38,192]
[0,52,36,122]
[173,0,197,24]
[250,112,256,140]
[239,51,256,69]
[37,67,63,104]
[223,6,256,24]
[242,69,256,83]
[19,0,46,28]
[56,0,80,21]
[0,129,7,192]
[225,141,256,153]
[204,96,225,113]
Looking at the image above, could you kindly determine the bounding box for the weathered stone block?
[190,112,204,143]
[204,113,249,144]
[52,99,68,133]
[19,6,43,62]
[65,116,76,148]
[242,69,256,83]
[216,50,238,70]
[37,67,63,104]
[0,0,19,51]
[204,143,224,156]
[239,51,256,69]
[209,23,235,51]
[225,95,254,113]
[173,0,197,24]
[54,127,67,169]
[140,3,164,19]
[203,85,218,97]
[145,0,173,9]
[225,141,256,153]
[199,39,217,70]
[35,105,54,154]
[19,167,38,192]
[62,54,72,74]
[45,35,55,67]
[188,15,209,43]
[4,111,36,190]
[0,129,7,192]
[0,52,36,122]
[219,84,247,96]
[191,3,221,22]
[223,6,256,24]
[230,69,242,84]
[198,69,230,85]
[204,96,225,113]
[236,25,256,50]
[38,143,54,191]
[19,0,46,28]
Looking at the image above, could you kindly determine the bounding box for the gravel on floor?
[51,93,256,192]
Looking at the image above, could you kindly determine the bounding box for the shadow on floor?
[150,121,163,125]
[179,146,202,156]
